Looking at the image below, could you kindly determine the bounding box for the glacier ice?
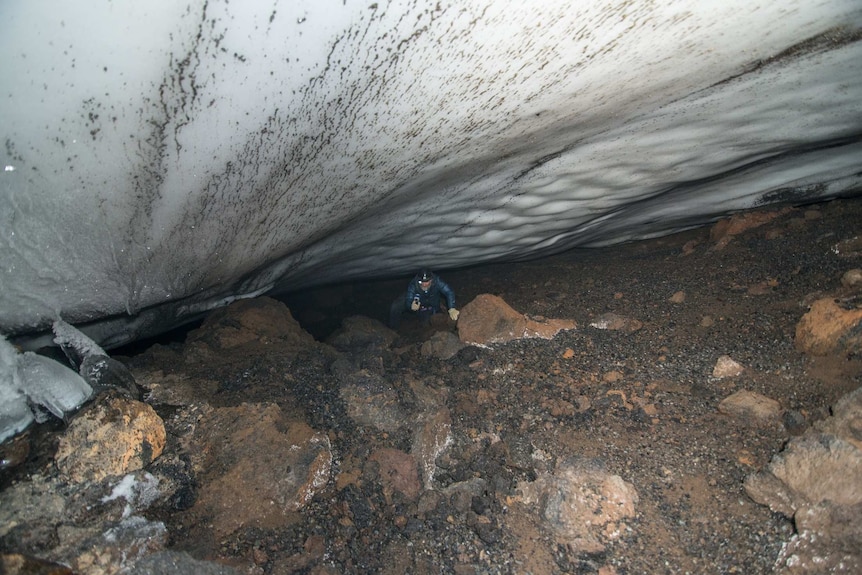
[0,334,93,442]
[16,352,93,422]
[0,0,861,351]
[53,320,140,398]
[53,319,107,367]
[0,337,33,443]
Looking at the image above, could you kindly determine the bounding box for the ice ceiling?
[1,0,861,350]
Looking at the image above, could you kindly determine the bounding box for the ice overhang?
[1,0,861,349]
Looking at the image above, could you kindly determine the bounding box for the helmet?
[418,269,435,283]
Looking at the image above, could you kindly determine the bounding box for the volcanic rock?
[718,389,783,424]
[457,294,576,346]
[516,457,638,553]
[744,386,862,573]
[186,296,316,351]
[180,402,332,537]
[368,448,422,502]
[55,392,166,484]
[421,331,466,360]
[709,209,791,250]
[795,297,862,356]
[326,315,398,353]
[712,355,744,378]
[588,312,643,333]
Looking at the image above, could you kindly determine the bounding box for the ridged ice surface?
[1,0,861,347]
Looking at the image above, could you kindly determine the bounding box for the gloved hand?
[411,298,421,311]
[448,308,460,321]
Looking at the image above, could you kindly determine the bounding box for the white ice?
[0,0,860,353]
[102,472,161,519]
[0,334,92,441]
[0,337,33,443]
[15,352,93,421]
[53,319,107,360]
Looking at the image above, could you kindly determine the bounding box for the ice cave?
[1,0,861,439]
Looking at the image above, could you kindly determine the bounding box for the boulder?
[182,402,332,538]
[185,296,316,351]
[458,294,576,346]
[795,297,862,356]
[516,457,638,553]
[744,386,862,573]
[55,392,166,484]
[326,315,397,352]
[420,331,465,360]
[718,389,783,424]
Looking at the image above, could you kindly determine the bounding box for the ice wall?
[1,0,861,349]
[0,335,92,442]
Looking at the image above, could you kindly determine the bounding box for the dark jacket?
[405,274,455,312]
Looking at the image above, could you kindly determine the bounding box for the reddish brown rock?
[457,294,526,346]
[458,294,576,346]
[709,208,791,250]
[795,297,862,356]
[718,390,783,424]
[186,296,316,351]
[369,448,421,502]
[184,403,332,537]
[55,392,166,484]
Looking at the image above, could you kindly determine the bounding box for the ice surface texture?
[0,336,92,442]
[0,338,33,443]
[1,0,861,348]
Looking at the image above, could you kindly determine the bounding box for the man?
[389,269,459,328]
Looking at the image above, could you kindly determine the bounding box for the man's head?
[417,269,435,291]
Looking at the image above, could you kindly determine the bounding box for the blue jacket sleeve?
[405,282,418,307]
[437,279,456,309]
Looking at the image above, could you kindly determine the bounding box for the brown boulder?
[186,296,316,351]
[745,386,862,573]
[718,389,783,424]
[369,448,421,502]
[55,392,166,483]
[184,403,332,537]
[795,298,862,356]
[458,294,576,346]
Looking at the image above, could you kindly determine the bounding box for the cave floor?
[270,196,861,574]
[7,196,862,575]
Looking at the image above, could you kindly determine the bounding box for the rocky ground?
[1,196,861,575]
